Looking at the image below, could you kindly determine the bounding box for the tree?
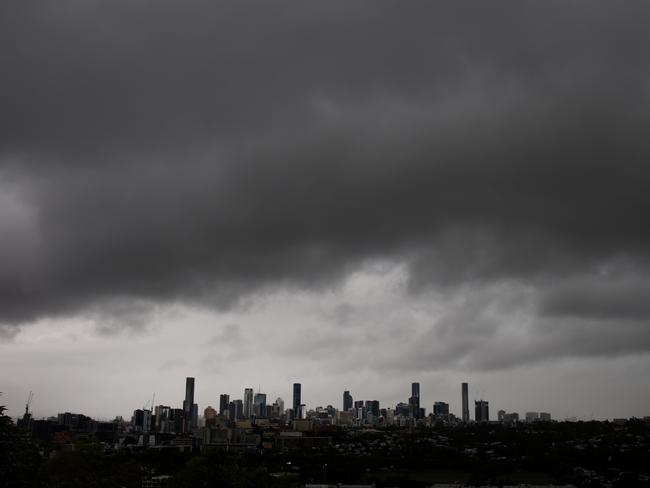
[0,399,41,488]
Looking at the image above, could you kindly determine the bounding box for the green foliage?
[170,451,271,488]
[0,404,42,488]
[35,445,141,488]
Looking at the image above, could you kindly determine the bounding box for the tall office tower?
[171,408,185,434]
[219,394,229,415]
[229,399,243,421]
[192,403,198,428]
[462,382,469,422]
[356,405,366,421]
[132,409,145,432]
[365,400,380,417]
[475,400,489,422]
[183,377,195,431]
[293,383,301,418]
[243,388,254,418]
[343,390,353,412]
[433,402,450,418]
[155,405,172,432]
[392,402,407,417]
[408,396,418,419]
[411,382,420,399]
[254,393,267,417]
[204,406,217,427]
[409,382,421,419]
[275,397,284,414]
[269,401,281,419]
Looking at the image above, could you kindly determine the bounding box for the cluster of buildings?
[17,377,555,454]
[126,378,551,435]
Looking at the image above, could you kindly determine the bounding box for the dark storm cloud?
[1,0,650,341]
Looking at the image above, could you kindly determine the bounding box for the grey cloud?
[208,323,243,347]
[539,272,650,319]
[396,281,650,372]
[1,0,650,338]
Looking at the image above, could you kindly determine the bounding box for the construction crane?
[18,391,34,430]
[143,393,156,412]
[25,390,34,417]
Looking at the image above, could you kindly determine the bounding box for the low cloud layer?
[1,1,650,400]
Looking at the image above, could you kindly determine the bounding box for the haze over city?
[1,1,650,423]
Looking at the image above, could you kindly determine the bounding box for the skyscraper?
[254,392,267,417]
[293,383,301,419]
[365,400,380,417]
[409,382,420,419]
[343,390,353,412]
[433,402,450,418]
[475,400,489,422]
[192,403,198,428]
[275,397,284,414]
[243,388,254,419]
[219,394,229,415]
[204,406,217,427]
[154,405,172,432]
[229,399,243,421]
[183,377,195,431]
[462,382,469,422]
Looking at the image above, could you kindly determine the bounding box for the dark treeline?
[2,404,649,487]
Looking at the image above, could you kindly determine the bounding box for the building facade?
[462,382,469,422]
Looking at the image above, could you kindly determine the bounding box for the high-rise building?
[219,394,229,415]
[354,400,366,420]
[365,400,380,417]
[154,405,172,432]
[229,399,243,421]
[475,400,489,422]
[525,411,539,423]
[254,393,267,417]
[183,377,195,431]
[204,406,217,427]
[270,398,284,419]
[503,412,519,424]
[433,402,449,418]
[192,403,198,428]
[539,412,551,422]
[412,382,420,399]
[409,382,421,419]
[132,409,152,433]
[171,408,184,433]
[462,382,469,422]
[243,388,254,419]
[275,397,284,415]
[343,390,353,412]
[293,383,301,418]
[395,402,409,417]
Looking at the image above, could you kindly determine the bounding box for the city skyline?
[0,376,629,423]
[2,2,650,425]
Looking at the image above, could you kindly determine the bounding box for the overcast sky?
[1,1,650,421]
